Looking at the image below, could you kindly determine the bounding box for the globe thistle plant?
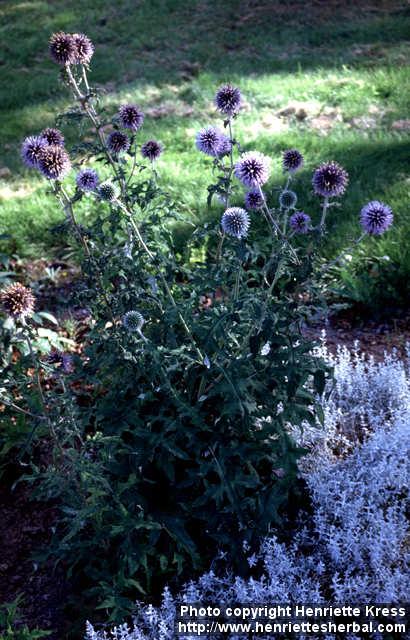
[40,127,65,147]
[107,131,130,155]
[0,283,35,320]
[279,189,298,209]
[245,189,264,210]
[98,181,120,202]
[141,140,163,162]
[21,136,47,169]
[118,104,144,131]
[122,311,145,333]
[195,127,224,157]
[76,168,99,192]
[215,84,242,117]
[290,211,311,234]
[38,145,71,179]
[282,149,304,173]
[49,32,76,65]
[234,151,271,188]
[72,33,94,65]
[221,207,250,239]
[360,201,393,236]
[312,161,348,198]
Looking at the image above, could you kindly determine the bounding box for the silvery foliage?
[290,336,410,467]
[86,345,410,639]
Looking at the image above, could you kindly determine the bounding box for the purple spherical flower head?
[283,149,304,173]
[279,189,297,209]
[21,135,47,169]
[217,134,232,157]
[38,145,71,180]
[360,200,393,235]
[49,32,76,65]
[72,33,94,65]
[195,126,224,157]
[40,127,65,147]
[234,151,271,188]
[221,207,250,239]
[245,188,264,210]
[290,211,311,234]
[118,104,144,131]
[215,84,242,117]
[107,130,130,154]
[76,168,99,191]
[141,140,163,162]
[312,161,348,198]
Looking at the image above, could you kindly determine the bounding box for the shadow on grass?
[1,0,409,114]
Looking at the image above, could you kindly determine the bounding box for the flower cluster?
[49,31,94,65]
[283,148,304,173]
[141,140,163,162]
[76,168,99,192]
[106,130,130,155]
[22,128,70,179]
[221,207,250,238]
[312,161,348,198]
[234,151,271,188]
[0,283,35,319]
[360,200,393,235]
[196,126,230,157]
[215,84,242,116]
[118,104,144,131]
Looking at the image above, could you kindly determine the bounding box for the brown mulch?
[305,308,410,361]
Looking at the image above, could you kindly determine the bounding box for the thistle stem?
[24,328,64,458]
[115,199,204,362]
[65,64,125,197]
[319,197,330,232]
[52,184,116,323]
[257,186,300,265]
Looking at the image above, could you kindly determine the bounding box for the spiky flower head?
[98,181,119,202]
[38,145,71,179]
[360,201,393,236]
[290,211,311,234]
[234,151,271,188]
[122,310,144,333]
[279,189,297,209]
[107,131,130,154]
[283,149,304,173]
[215,84,242,117]
[0,283,35,319]
[245,189,264,210]
[217,134,232,157]
[312,161,348,198]
[21,136,47,169]
[118,104,144,131]
[72,33,94,65]
[76,168,99,192]
[49,32,76,65]
[221,207,250,239]
[141,139,163,162]
[40,127,65,147]
[196,127,224,157]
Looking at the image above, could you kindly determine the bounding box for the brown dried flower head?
[0,283,35,319]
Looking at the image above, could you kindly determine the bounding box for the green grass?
[0,0,409,305]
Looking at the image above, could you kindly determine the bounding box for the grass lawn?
[0,0,409,306]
